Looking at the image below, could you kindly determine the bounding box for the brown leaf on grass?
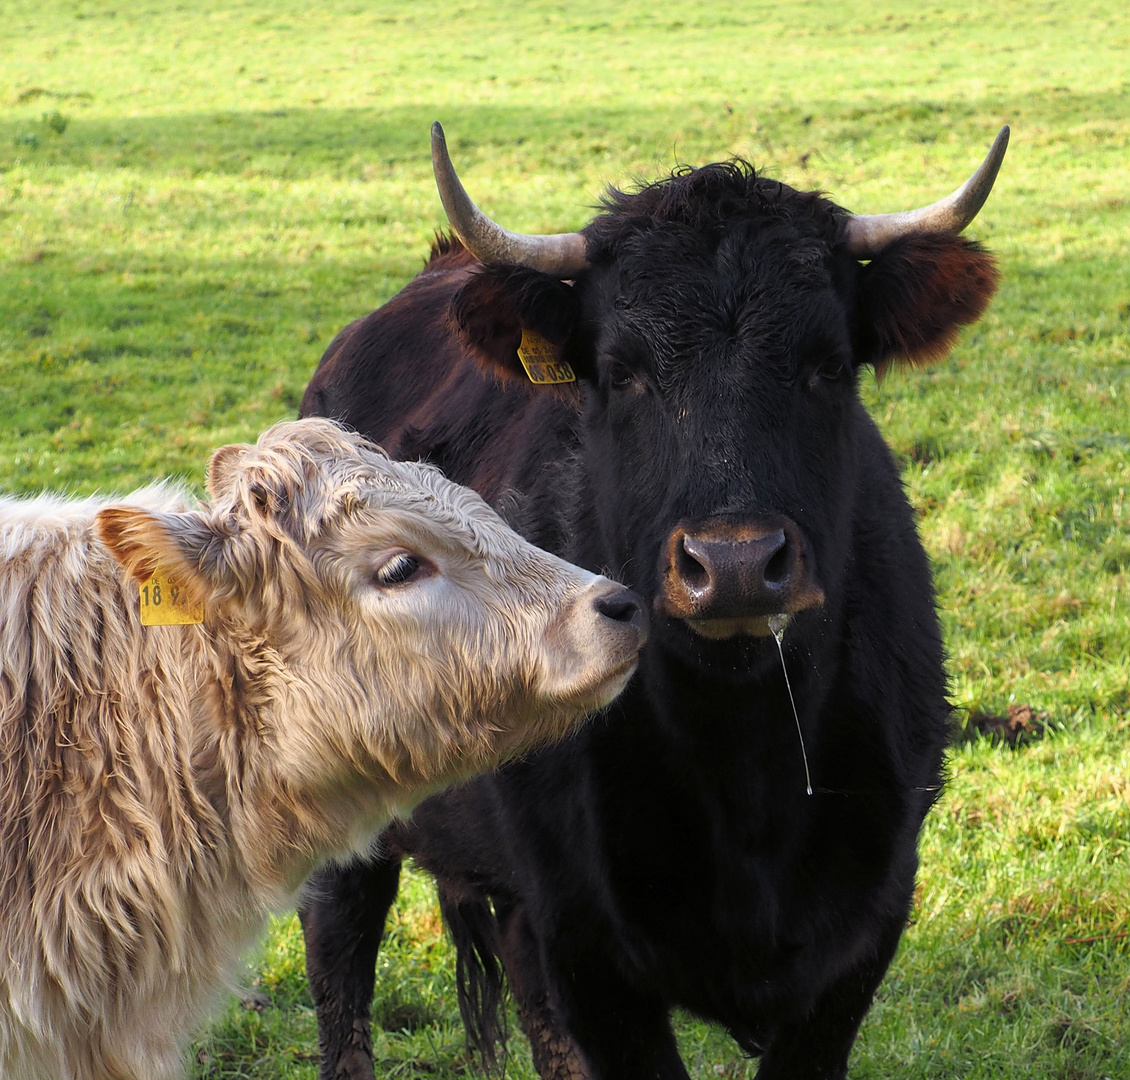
[964,703,1048,746]
[240,989,272,1012]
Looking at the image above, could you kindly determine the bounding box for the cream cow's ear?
[95,504,234,605]
[205,441,252,499]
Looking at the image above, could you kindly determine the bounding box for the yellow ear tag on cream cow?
[517,328,575,385]
[139,567,204,626]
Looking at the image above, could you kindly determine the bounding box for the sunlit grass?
[2,1,1128,1076]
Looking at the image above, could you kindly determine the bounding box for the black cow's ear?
[450,266,587,386]
[855,234,999,375]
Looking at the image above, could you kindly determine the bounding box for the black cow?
[298,124,1008,1080]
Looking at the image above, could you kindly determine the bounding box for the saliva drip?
[769,613,812,796]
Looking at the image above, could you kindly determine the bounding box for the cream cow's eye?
[372,551,425,587]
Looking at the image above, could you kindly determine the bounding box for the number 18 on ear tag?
[517,329,575,385]
[139,567,204,626]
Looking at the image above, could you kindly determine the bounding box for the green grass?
[2,2,1128,1077]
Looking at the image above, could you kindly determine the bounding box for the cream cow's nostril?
[594,585,649,643]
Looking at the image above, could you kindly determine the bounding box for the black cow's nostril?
[763,531,790,584]
[676,536,712,590]
[595,586,649,641]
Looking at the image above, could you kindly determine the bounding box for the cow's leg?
[512,936,690,1080]
[494,905,594,1080]
[752,912,907,1080]
[299,853,402,1080]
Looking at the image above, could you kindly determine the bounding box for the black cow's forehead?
[606,216,836,294]
[579,159,853,367]
[587,223,853,382]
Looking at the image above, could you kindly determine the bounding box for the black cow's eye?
[372,552,422,587]
[807,359,847,389]
[607,362,638,391]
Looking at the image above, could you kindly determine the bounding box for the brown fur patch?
[857,234,1000,369]
[94,504,165,583]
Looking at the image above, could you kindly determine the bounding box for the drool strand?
[769,614,812,797]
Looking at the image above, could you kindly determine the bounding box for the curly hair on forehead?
[583,160,848,260]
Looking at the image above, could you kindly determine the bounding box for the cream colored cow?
[0,418,645,1080]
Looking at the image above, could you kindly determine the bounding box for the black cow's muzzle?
[655,515,825,638]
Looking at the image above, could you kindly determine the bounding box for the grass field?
[2,2,1128,1077]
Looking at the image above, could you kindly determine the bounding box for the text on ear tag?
[517,328,575,385]
[139,567,204,626]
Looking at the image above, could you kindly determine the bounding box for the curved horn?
[431,122,590,277]
[845,125,1010,257]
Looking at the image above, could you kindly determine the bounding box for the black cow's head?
[435,123,1004,665]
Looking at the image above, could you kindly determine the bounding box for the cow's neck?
[188,619,418,901]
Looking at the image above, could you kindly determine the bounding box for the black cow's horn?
[431,121,590,277]
[844,126,1010,257]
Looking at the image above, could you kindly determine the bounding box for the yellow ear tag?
[517,328,575,385]
[139,567,204,626]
